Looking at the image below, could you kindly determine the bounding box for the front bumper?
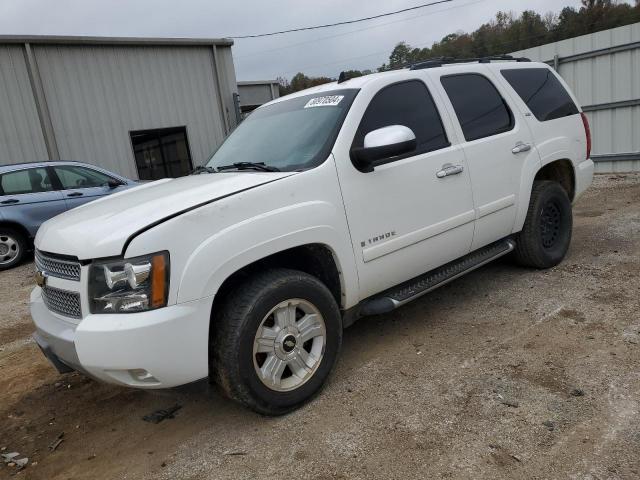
[30,287,214,388]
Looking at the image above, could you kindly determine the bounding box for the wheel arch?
[0,220,31,243]
[210,243,344,314]
[207,243,345,368]
[514,158,576,233]
[534,159,575,201]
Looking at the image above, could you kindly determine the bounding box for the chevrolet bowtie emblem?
[35,270,48,287]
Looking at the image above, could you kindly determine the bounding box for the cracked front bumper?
[30,287,214,389]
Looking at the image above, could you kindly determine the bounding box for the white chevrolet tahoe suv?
[31,57,594,415]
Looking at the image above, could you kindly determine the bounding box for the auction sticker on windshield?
[304,95,345,108]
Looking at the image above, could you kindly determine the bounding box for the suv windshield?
[207,89,358,172]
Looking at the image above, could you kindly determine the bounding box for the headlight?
[89,252,169,313]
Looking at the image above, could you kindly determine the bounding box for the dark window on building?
[0,167,54,195]
[441,74,514,142]
[501,68,579,122]
[54,165,115,189]
[130,127,193,180]
[353,80,449,156]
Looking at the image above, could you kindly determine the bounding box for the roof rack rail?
[409,55,530,70]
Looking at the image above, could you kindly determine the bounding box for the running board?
[359,238,516,316]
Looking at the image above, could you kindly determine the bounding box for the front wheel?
[211,269,342,415]
[514,180,573,269]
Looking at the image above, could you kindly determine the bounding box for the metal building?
[0,35,239,180]
[511,22,640,173]
[237,80,280,116]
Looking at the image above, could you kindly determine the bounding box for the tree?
[387,42,413,69]
[378,1,640,71]
[278,1,640,95]
[278,72,333,95]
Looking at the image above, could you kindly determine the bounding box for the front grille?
[35,250,81,281]
[42,286,82,319]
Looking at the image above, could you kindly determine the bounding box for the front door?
[333,79,476,299]
[52,165,119,210]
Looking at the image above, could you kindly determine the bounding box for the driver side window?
[54,166,115,189]
[352,80,450,156]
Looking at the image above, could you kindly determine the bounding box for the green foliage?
[279,1,640,93]
[381,0,640,70]
[278,72,334,96]
[278,69,371,95]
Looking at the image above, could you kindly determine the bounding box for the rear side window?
[0,168,54,195]
[501,68,579,122]
[353,80,449,155]
[441,74,514,142]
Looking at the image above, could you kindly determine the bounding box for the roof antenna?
[337,71,347,83]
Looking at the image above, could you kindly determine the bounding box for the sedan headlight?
[89,252,169,313]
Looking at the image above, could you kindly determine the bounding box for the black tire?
[514,180,572,269]
[0,227,27,271]
[211,268,342,415]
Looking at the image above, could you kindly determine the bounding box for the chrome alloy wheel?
[253,298,326,392]
[0,234,19,266]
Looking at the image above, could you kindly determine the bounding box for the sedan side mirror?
[350,125,417,173]
[107,180,122,189]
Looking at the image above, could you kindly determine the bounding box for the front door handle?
[512,142,532,154]
[0,199,19,205]
[67,192,84,197]
[436,163,464,179]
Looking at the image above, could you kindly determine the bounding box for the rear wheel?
[211,269,342,415]
[0,228,27,271]
[514,180,572,269]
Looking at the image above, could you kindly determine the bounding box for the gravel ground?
[1,174,639,480]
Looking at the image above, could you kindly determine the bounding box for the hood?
[35,172,293,260]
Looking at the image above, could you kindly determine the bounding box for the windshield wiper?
[191,165,218,175]
[217,162,280,172]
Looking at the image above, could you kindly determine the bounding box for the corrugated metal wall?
[218,46,240,129]
[237,81,279,109]
[0,45,48,164]
[511,23,640,173]
[0,39,237,179]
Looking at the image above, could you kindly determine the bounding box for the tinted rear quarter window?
[501,68,579,122]
[441,74,514,142]
[353,80,449,155]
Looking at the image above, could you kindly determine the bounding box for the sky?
[0,0,584,81]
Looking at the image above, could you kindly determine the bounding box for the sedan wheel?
[0,230,26,270]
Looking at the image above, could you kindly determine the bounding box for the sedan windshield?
[207,89,358,172]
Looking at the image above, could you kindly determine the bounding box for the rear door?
[0,167,67,237]
[437,69,540,251]
[52,165,121,209]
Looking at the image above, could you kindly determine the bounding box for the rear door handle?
[512,142,532,154]
[67,192,84,197]
[436,163,464,178]
[1,198,19,205]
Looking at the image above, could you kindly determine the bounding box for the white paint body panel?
[34,172,293,260]
[31,61,593,389]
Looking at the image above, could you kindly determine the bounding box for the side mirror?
[351,125,417,172]
[107,180,122,189]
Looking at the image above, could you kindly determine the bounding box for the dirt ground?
[1,174,639,480]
